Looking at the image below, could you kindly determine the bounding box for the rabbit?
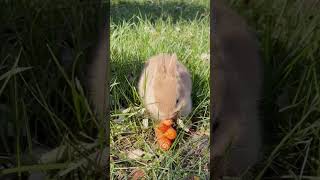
[211,0,263,179]
[138,53,192,121]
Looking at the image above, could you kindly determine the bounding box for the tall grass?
[228,0,320,178]
[0,1,108,179]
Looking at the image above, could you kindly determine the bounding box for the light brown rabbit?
[212,0,263,179]
[138,53,192,121]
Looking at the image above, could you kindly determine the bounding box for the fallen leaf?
[127,149,144,160]
[200,53,210,61]
[177,118,190,132]
[192,176,200,180]
[130,169,146,180]
[142,118,149,129]
[114,115,125,123]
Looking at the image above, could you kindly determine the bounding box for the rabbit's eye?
[176,98,179,104]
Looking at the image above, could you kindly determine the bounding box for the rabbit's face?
[150,57,188,120]
[152,74,180,120]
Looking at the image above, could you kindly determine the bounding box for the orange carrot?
[157,123,170,132]
[158,137,172,151]
[164,127,177,140]
[154,119,177,151]
[162,119,173,126]
[155,128,164,139]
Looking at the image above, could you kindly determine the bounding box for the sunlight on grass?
[110,0,210,179]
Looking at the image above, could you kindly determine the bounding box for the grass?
[110,0,210,179]
[227,0,320,178]
[0,1,108,179]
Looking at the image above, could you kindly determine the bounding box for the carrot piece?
[158,137,172,151]
[157,122,170,132]
[155,128,164,139]
[163,127,177,140]
[162,119,173,126]
[154,119,176,150]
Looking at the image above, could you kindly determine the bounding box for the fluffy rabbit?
[138,53,192,121]
[212,0,263,179]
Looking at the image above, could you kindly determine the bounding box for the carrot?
[155,128,164,139]
[157,123,170,132]
[164,127,177,140]
[154,119,177,151]
[162,119,173,126]
[158,137,172,151]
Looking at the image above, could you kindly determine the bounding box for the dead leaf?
[127,149,144,160]
[200,53,210,61]
[192,176,200,180]
[113,115,125,123]
[177,118,190,132]
[130,169,146,180]
[142,118,149,129]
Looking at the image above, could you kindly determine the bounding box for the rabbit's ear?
[168,54,177,75]
[171,53,177,60]
[160,57,167,74]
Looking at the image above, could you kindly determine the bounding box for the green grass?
[110,0,210,179]
[228,0,320,178]
[0,1,108,179]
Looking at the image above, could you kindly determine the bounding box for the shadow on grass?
[0,2,107,179]
[110,56,145,108]
[111,1,209,24]
[231,0,320,177]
